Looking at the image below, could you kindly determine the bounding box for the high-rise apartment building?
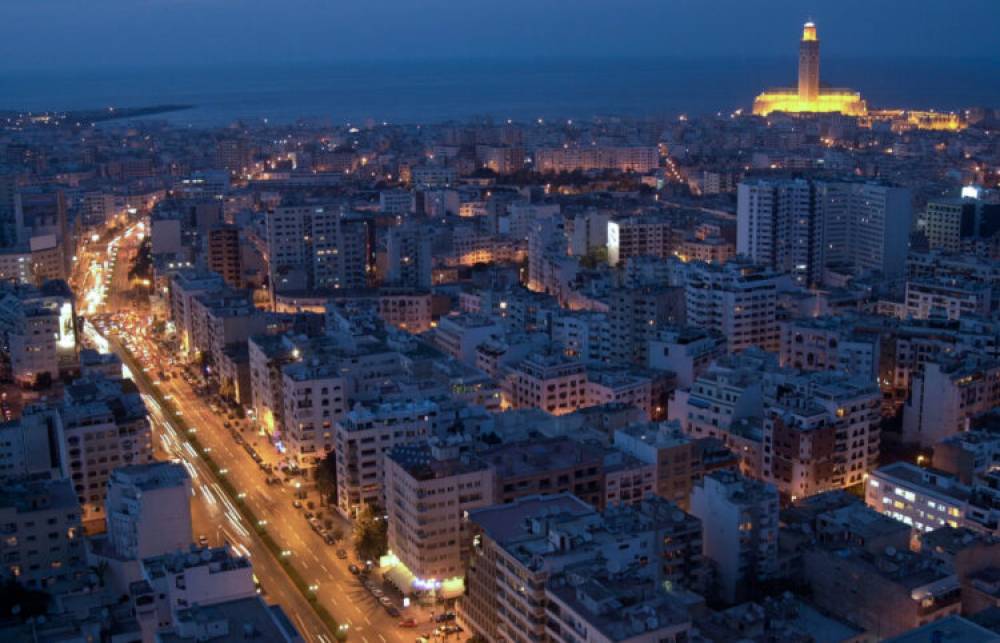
[386,221,432,289]
[460,493,700,642]
[335,400,439,518]
[383,443,494,596]
[922,196,1000,253]
[0,280,77,386]
[206,224,243,288]
[684,261,781,353]
[606,214,677,267]
[607,286,686,365]
[0,173,23,248]
[737,178,911,286]
[281,360,348,469]
[58,375,154,525]
[266,204,373,294]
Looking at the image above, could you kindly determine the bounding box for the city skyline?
[2,5,1000,643]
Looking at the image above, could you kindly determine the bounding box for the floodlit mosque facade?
[753,21,868,117]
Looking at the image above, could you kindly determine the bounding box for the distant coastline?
[0,104,193,125]
[2,57,998,127]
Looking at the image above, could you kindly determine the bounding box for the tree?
[0,580,50,621]
[352,504,388,563]
[315,451,338,507]
[89,560,110,588]
[578,246,609,269]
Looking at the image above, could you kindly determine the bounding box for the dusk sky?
[1,0,998,71]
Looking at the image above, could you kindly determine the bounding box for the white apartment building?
[866,462,968,534]
[689,470,779,604]
[585,371,653,418]
[138,546,256,632]
[903,357,1000,447]
[247,334,297,435]
[106,462,192,561]
[379,190,413,215]
[58,376,154,525]
[551,311,612,363]
[762,371,882,495]
[461,493,693,643]
[411,165,457,187]
[433,314,502,367]
[684,261,781,353]
[281,360,347,469]
[383,443,494,596]
[187,289,265,366]
[168,269,225,356]
[386,222,432,289]
[508,202,560,241]
[648,326,727,388]
[335,400,439,518]
[0,407,62,481]
[737,178,911,286]
[779,316,880,383]
[606,215,675,267]
[266,204,370,293]
[0,478,84,589]
[533,146,659,174]
[0,282,77,386]
[904,278,992,320]
[501,351,588,416]
[668,352,770,441]
[377,290,433,333]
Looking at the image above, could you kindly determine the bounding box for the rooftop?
[885,615,1000,643]
[160,596,300,643]
[143,545,251,579]
[109,461,190,493]
[0,478,79,515]
[387,443,489,481]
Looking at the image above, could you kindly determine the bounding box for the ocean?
[2,57,998,127]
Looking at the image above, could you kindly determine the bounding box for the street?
[73,215,443,643]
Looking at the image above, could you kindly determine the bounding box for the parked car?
[398,619,417,628]
[348,564,360,575]
[385,606,400,617]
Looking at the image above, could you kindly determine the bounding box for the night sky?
[1,0,998,70]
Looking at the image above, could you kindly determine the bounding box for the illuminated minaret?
[797,21,820,101]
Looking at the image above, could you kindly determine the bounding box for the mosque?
[752,21,868,117]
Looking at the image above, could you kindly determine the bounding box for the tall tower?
[797,21,820,101]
